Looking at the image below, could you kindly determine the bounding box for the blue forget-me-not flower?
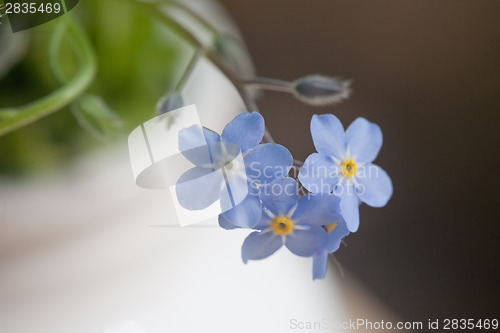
[242,177,343,263]
[176,112,292,228]
[298,114,393,232]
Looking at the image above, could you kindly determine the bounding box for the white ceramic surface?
[0,141,353,333]
[0,48,350,332]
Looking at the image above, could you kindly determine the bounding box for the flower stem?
[48,18,68,85]
[162,0,219,36]
[241,77,294,93]
[136,1,278,143]
[175,47,203,92]
[0,17,96,136]
[293,159,304,168]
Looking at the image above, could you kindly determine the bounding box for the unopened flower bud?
[156,92,185,115]
[293,75,351,106]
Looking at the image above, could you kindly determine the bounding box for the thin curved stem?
[241,77,294,93]
[162,0,219,36]
[161,0,249,56]
[137,1,277,143]
[236,86,275,143]
[48,19,67,85]
[0,17,96,136]
[330,254,345,277]
[175,48,203,92]
[293,159,304,168]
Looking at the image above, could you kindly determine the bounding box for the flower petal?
[310,114,346,159]
[292,193,342,227]
[285,226,327,257]
[253,209,273,230]
[218,214,240,230]
[178,125,221,166]
[325,218,350,253]
[176,167,223,210]
[219,153,249,212]
[338,187,360,232]
[218,193,263,229]
[244,144,292,185]
[312,251,328,280]
[298,153,339,193]
[259,177,298,216]
[222,112,264,152]
[202,127,221,145]
[242,231,283,263]
[345,117,383,163]
[355,164,393,207]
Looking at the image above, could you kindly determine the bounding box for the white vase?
[0,2,398,332]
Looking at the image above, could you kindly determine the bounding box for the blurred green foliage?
[0,0,190,175]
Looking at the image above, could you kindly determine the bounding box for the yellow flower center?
[325,222,338,233]
[271,216,294,235]
[341,159,357,178]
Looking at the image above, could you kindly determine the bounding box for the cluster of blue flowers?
[176,111,392,280]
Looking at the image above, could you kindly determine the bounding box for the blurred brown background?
[220,0,500,322]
